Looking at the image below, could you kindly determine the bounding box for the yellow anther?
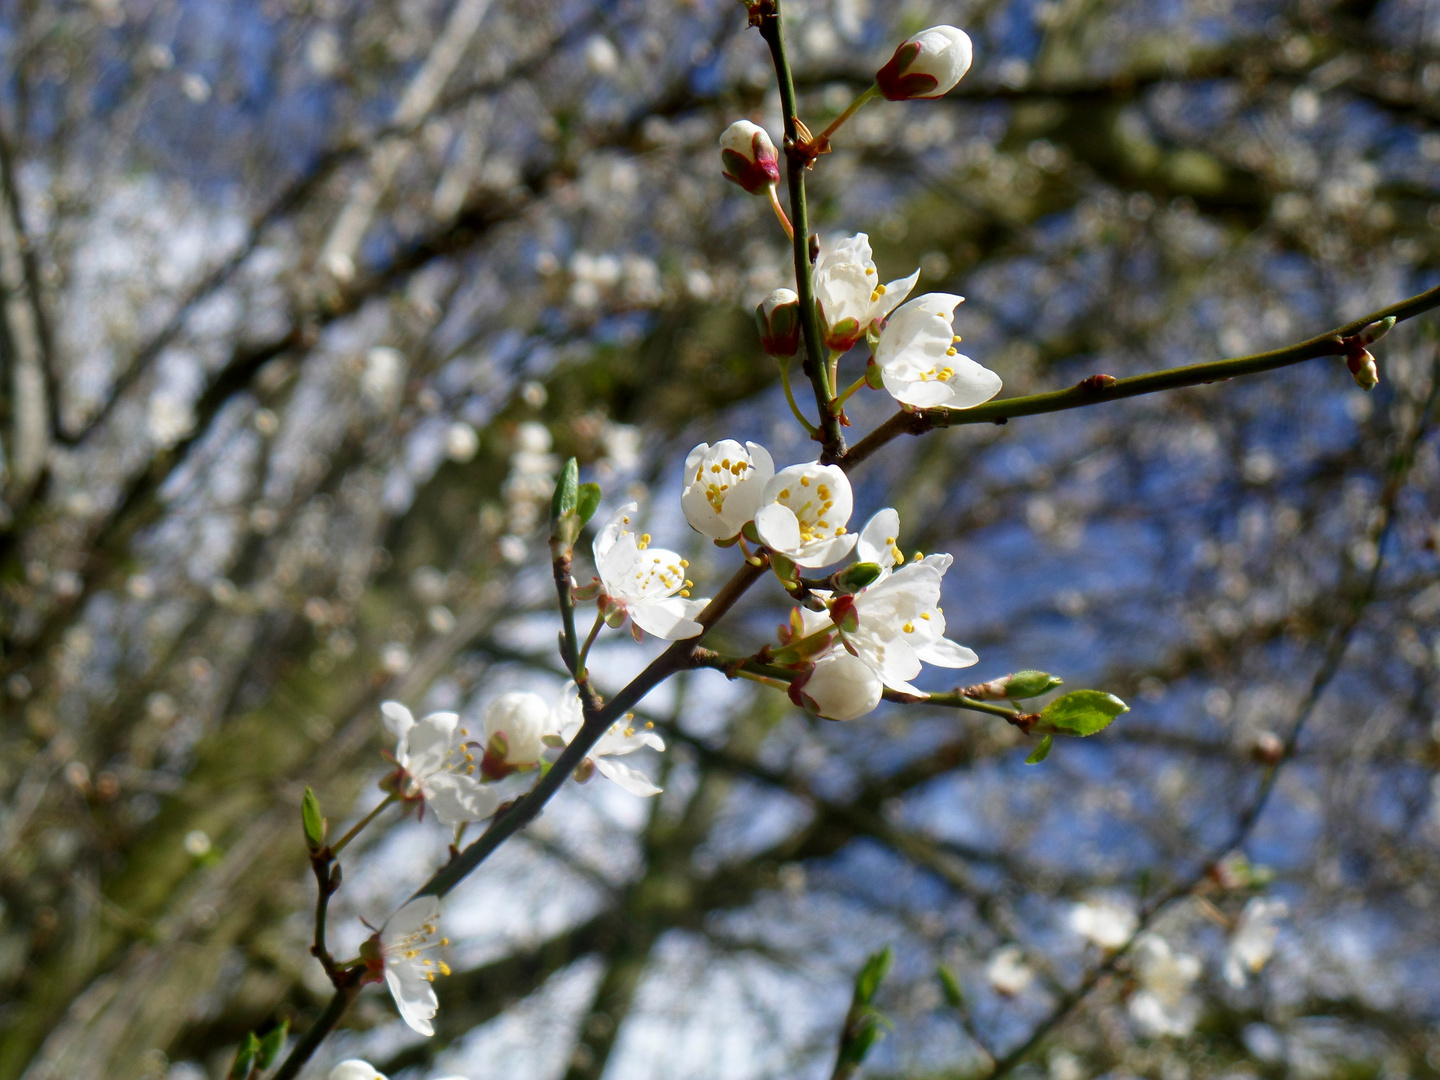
[875,283,886,295]
[625,727,636,737]
[779,488,790,498]
[865,267,875,276]
[920,612,931,621]
[680,559,689,567]
[800,476,810,487]
[440,937,450,945]
[953,334,962,342]
[679,589,691,597]
[439,961,451,976]
[835,526,846,535]
[946,347,958,356]
[903,622,915,633]
[645,721,654,729]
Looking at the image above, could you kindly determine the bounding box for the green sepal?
[257,1021,289,1068]
[1002,670,1064,699]
[230,1032,261,1078]
[864,359,885,389]
[301,786,325,852]
[1039,690,1129,736]
[741,520,761,544]
[770,552,798,588]
[1025,734,1054,764]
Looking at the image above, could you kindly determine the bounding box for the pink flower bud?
[755,288,801,357]
[719,120,780,195]
[875,26,973,101]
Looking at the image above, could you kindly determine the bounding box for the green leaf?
[937,965,964,1008]
[1025,734,1054,764]
[1039,689,1129,736]
[551,456,579,521]
[833,561,882,594]
[230,1032,260,1078]
[853,946,893,1006]
[575,482,602,527]
[1001,670,1063,699]
[257,1020,289,1068]
[301,787,324,851]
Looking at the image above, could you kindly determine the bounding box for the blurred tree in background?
[1,0,1440,1077]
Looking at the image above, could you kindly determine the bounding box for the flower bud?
[875,26,973,101]
[790,650,883,721]
[1346,347,1379,390]
[719,120,780,195]
[755,288,801,357]
[482,691,551,773]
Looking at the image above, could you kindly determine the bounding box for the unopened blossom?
[719,120,780,195]
[875,26,973,101]
[791,649,883,721]
[481,691,556,777]
[874,293,1002,409]
[1128,934,1202,1037]
[682,440,775,541]
[381,702,500,826]
[1223,897,1287,988]
[1069,899,1138,950]
[330,1063,468,1080]
[372,896,450,1036]
[556,687,667,795]
[594,503,710,639]
[755,288,801,357]
[828,515,977,693]
[754,462,857,568]
[986,945,1034,996]
[812,233,919,353]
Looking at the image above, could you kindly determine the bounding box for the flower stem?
[766,183,794,240]
[577,609,606,674]
[330,793,398,856]
[736,669,793,692]
[817,83,881,146]
[831,373,868,415]
[827,349,842,394]
[780,356,819,434]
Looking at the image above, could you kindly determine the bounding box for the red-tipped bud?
[719,120,780,195]
[756,288,801,357]
[876,26,973,101]
[1346,347,1379,390]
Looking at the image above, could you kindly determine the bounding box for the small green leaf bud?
[301,786,325,852]
[1003,670,1063,699]
[1346,347,1379,390]
[230,1033,260,1079]
[575,482,602,528]
[854,946,893,1006]
[1354,315,1396,346]
[832,561,883,594]
[550,457,582,547]
[257,1021,289,1069]
[937,965,964,1008]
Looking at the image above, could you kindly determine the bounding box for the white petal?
[593,501,639,562]
[871,268,920,323]
[330,1062,388,1080]
[404,712,459,778]
[794,532,858,568]
[594,756,664,796]
[421,772,501,826]
[381,896,441,945]
[483,691,551,764]
[936,355,1004,410]
[801,650,883,721]
[754,502,802,553]
[630,596,708,640]
[380,701,414,739]
[856,508,901,568]
[915,636,979,668]
[384,963,438,1037]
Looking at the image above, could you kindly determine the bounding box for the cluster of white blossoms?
[679,442,978,721]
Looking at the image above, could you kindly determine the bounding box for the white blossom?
[793,649,883,721]
[330,1063,468,1080]
[1128,934,1202,1037]
[812,233,919,353]
[754,462,857,568]
[1223,897,1287,988]
[556,687,667,795]
[830,512,978,693]
[381,702,499,826]
[594,503,710,639]
[681,440,775,541]
[876,25,973,101]
[482,691,555,770]
[1068,899,1138,950]
[874,293,1002,409]
[377,897,450,1037]
[986,945,1034,996]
